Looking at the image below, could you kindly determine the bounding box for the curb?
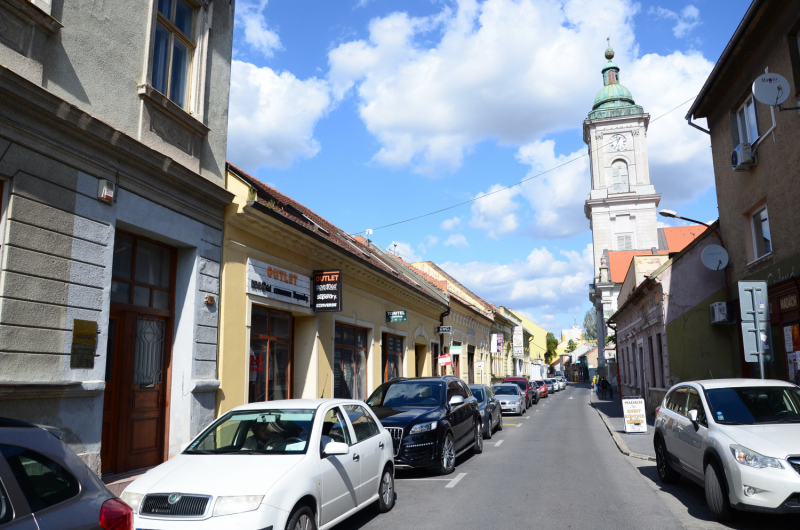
[589,396,656,462]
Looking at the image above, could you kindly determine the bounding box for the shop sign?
[436,326,452,334]
[476,361,484,370]
[622,397,648,434]
[386,310,407,322]
[513,326,524,356]
[70,320,97,369]
[490,333,498,353]
[450,344,462,356]
[247,258,311,308]
[312,269,343,312]
[496,334,504,354]
[780,293,798,311]
[438,354,451,366]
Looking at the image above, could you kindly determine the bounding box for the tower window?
[616,233,633,250]
[610,160,629,193]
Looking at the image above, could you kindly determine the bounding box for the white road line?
[396,478,451,481]
[446,473,467,488]
[516,423,522,428]
[525,416,530,419]
[495,439,504,447]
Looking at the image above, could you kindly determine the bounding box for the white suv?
[654,379,800,520]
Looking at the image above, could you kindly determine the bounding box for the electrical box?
[731,143,754,170]
[709,301,728,324]
[97,179,115,203]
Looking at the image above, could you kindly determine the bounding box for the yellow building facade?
[217,166,447,415]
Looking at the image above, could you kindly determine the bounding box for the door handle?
[353,453,360,461]
[379,441,385,449]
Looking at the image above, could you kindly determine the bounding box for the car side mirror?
[323,442,349,456]
[687,409,699,430]
[449,395,465,406]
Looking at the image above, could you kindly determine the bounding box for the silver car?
[492,384,526,415]
[545,379,556,393]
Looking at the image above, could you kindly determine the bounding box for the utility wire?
[350,95,698,236]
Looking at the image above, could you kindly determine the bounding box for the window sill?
[137,84,210,137]
[746,252,773,269]
[1,0,62,35]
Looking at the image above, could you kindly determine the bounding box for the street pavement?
[335,383,682,530]
[590,388,656,458]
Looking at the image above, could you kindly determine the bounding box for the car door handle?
[379,441,385,449]
[353,453,360,461]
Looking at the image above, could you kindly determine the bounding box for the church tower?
[585,44,660,363]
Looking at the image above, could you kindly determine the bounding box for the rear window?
[493,386,519,396]
[0,445,80,512]
[471,388,485,401]
[508,381,527,392]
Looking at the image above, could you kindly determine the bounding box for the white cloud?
[237,1,283,58]
[440,216,462,231]
[418,235,439,255]
[440,242,594,314]
[444,233,469,247]
[386,241,422,262]
[469,185,520,239]
[650,5,701,38]
[227,61,331,170]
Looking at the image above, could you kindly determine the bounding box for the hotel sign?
[312,269,343,312]
[247,258,310,308]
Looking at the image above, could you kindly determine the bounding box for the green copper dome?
[588,46,643,120]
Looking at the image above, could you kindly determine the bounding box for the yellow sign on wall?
[71,320,97,369]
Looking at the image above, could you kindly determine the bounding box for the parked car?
[545,379,556,393]
[557,377,567,390]
[654,379,800,521]
[122,399,395,530]
[533,380,548,399]
[0,417,128,530]
[469,384,502,439]
[367,376,482,475]
[503,377,538,406]
[492,384,526,415]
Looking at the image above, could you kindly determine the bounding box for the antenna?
[393,243,398,255]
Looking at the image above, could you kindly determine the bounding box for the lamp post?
[658,210,725,249]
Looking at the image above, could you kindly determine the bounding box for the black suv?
[366,376,482,474]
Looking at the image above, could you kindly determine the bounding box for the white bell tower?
[585,44,661,366]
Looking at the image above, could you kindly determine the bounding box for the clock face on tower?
[610,134,627,151]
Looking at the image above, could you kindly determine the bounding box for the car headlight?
[119,491,144,513]
[409,421,438,434]
[729,445,784,469]
[213,495,264,517]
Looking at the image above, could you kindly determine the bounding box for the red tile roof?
[414,262,494,315]
[227,163,445,304]
[607,225,707,283]
[662,225,707,253]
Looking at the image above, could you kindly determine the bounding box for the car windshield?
[471,388,485,401]
[704,386,800,424]
[508,381,527,392]
[185,409,315,454]
[367,382,443,407]
[493,386,519,395]
[534,381,544,388]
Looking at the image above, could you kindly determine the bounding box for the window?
[250,306,292,402]
[616,233,633,250]
[751,206,772,259]
[343,405,380,442]
[666,387,688,415]
[152,0,196,109]
[686,388,707,427]
[648,336,656,387]
[111,232,175,311]
[736,95,759,145]
[321,407,351,450]
[0,445,79,512]
[610,160,629,192]
[382,334,403,382]
[431,342,440,377]
[334,324,368,400]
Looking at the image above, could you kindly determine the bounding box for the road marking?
[569,396,574,399]
[446,473,467,488]
[502,423,519,426]
[396,478,451,481]
[516,423,522,428]
[495,439,504,447]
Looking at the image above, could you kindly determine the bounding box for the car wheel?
[472,420,483,454]
[437,433,456,475]
[374,466,395,513]
[497,414,503,431]
[286,505,316,530]
[484,415,493,439]
[655,439,680,484]
[705,460,733,521]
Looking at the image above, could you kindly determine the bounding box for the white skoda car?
[120,399,395,530]
[654,379,800,521]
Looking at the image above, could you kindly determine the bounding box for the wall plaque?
[70,320,97,369]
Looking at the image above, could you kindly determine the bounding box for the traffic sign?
[739,281,769,376]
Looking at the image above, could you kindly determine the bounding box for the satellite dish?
[701,244,729,271]
[752,72,790,106]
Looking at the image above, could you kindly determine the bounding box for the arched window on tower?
[610,160,629,193]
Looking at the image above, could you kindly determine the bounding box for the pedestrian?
[600,377,611,399]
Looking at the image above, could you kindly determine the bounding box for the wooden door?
[101,312,122,474]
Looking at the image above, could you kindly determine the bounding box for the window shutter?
[617,234,632,250]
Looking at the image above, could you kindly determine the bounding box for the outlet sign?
[312,269,343,312]
[247,258,311,308]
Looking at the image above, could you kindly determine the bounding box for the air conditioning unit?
[709,302,728,324]
[731,143,754,170]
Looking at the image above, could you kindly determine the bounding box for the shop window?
[249,306,292,402]
[111,232,175,311]
[382,333,404,383]
[334,324,368,400]
[751,206,772,259]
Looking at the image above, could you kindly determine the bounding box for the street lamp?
[658,209,724,248]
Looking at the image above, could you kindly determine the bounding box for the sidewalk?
[589,387,655,460]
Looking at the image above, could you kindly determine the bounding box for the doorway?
[414,344,426,377]
[102,232,175,475]
[467,345,475,384]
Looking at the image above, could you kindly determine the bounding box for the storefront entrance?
[249,306,292,402]
[102,232,175,474]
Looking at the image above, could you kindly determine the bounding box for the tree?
[565,339,577,353]
[583,308,597,342]
[545,332,558,364]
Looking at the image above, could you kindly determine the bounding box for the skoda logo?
[168,493,182,505]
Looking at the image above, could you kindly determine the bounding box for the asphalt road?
[334,384,683,530]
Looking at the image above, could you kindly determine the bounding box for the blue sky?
[226,0,752,336]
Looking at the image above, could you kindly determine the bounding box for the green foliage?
[565,339,577,353]
[583,309,597,342]
[606,333,616,345]
[544,332,558,364]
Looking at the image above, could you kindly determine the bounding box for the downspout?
[687,116,711,135]
[607,320,621,405]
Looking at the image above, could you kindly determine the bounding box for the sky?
[226,0,753,336]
